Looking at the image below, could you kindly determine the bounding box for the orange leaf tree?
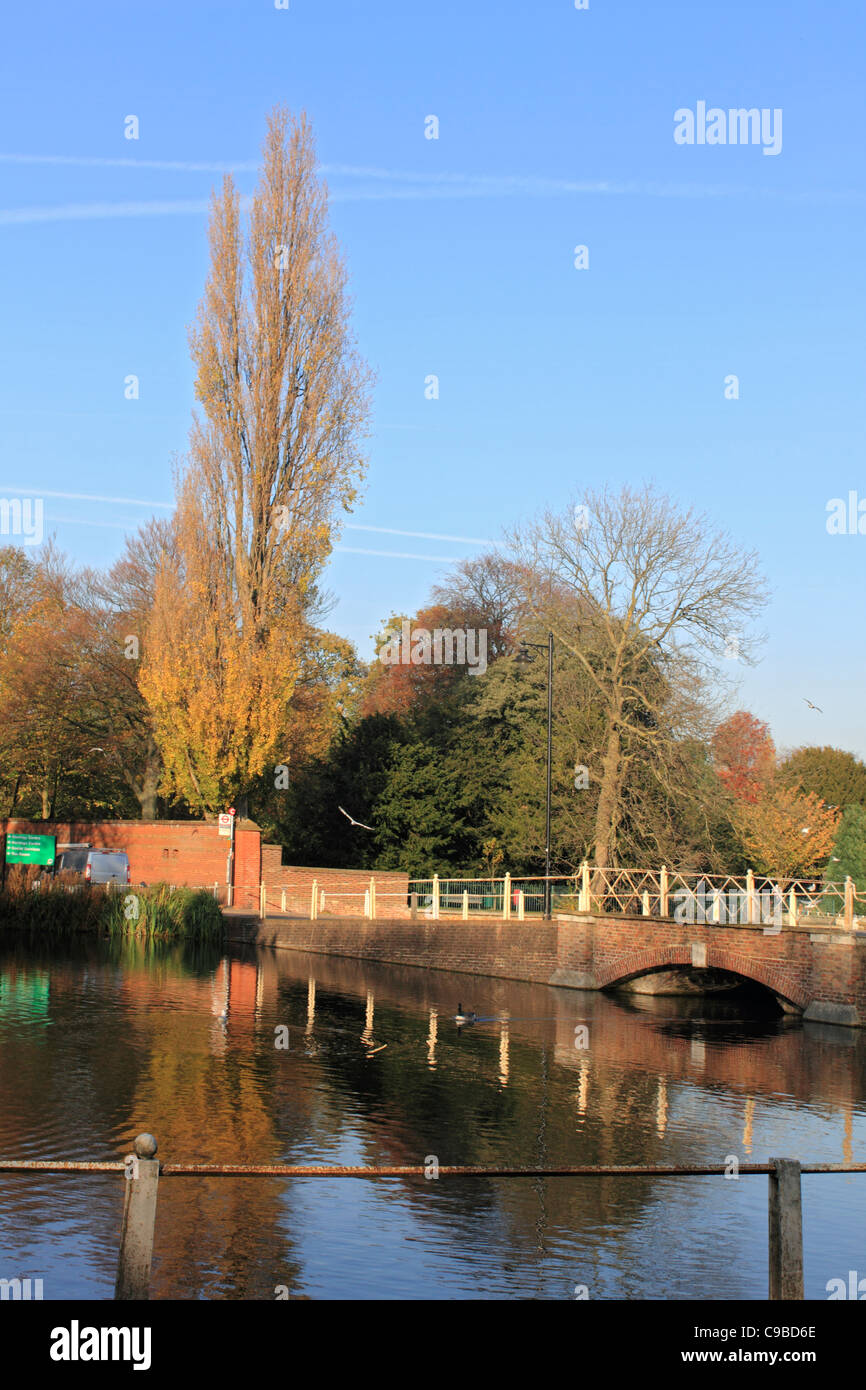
[140,109,371,813]
[733,782,840,877]
[711,710,775,802]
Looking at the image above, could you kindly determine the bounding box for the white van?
[55,846,130,885]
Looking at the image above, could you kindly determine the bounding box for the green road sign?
[5,833,56,865]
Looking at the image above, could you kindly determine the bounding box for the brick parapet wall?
[229,913,562,982]
[259,850,410,917]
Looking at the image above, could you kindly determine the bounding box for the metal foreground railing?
[2,1135,865,1300]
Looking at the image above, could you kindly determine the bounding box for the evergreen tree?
[829,805,866,892]
[778,747,866,809]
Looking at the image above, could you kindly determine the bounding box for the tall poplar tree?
[141,108,372,812]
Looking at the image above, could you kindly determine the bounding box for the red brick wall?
[0,818,262,910]
[259,850,410,917]
[0,821,408,917]
[229,913,562,982]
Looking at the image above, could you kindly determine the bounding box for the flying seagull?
[338,806,375,831]
[803,698,823,713]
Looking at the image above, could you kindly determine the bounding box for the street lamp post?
[515,634,554,920]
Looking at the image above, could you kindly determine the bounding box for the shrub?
[102,883,224,940]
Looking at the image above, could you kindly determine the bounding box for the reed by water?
[0,879,224,941]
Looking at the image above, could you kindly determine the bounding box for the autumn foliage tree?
[361,602,495,719]
[711,711,776,802]
[731,783,840,878]
[0,548,37,812]
[141,108,371,812]
[0,546,126,818]
[90,520,177,818]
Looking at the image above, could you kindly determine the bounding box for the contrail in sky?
[0,199,213,225]
[337,546,459,562]
[0,153,260,172]
[1,487,174,508]
[0,486,489,549]
[2,152,861,223]
[349,523,493,544]
[45,516,459,559]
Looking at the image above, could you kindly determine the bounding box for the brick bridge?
[228,909,866,1030]
[551,913,866,1028]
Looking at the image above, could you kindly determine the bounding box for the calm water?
[0,934,864,1300]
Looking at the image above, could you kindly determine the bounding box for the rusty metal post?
[116,1133,160,1301]
[768,1157,803,1300]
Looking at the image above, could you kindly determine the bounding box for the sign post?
[220,810,236,907]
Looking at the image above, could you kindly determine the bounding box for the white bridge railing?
[246,866,865,929]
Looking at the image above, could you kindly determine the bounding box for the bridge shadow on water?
[613,976,793,1043]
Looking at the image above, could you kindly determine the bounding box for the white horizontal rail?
[239,865,863,929]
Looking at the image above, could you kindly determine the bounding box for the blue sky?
[0,0,863,755]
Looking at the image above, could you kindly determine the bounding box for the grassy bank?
[0,883,225,941]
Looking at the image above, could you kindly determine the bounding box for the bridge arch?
[595,945,808,1012]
